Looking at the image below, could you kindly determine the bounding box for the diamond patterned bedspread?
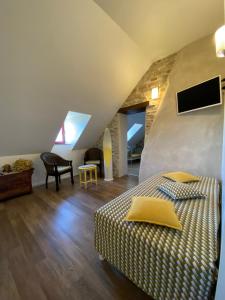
[94,175,220,300]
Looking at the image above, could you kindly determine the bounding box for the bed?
[94,174,220,300]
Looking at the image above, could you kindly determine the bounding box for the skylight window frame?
[54,124,66,145]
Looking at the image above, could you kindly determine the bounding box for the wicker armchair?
[84,148,103,177]
[40,152,74,191]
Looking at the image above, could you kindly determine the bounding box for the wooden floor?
[0,175,152,300]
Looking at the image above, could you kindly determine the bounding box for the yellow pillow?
[124,196,182,230]
[162,171,199,183]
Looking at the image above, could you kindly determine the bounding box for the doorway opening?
[118,101,148,178]
[127,112,145,176]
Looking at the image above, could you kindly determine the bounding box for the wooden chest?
[0,169,33,201]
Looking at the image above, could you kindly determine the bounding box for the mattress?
[94,174,220,300]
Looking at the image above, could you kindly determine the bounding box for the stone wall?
[123,53,177,139]
[96,53,178,177]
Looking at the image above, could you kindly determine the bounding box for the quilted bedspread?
[94,175,220,300]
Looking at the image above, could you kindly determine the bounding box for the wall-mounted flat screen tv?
[176,76,222,115]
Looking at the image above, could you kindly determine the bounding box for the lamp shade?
[215,25,225,57]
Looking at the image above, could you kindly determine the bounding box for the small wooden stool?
[78,164,97,189]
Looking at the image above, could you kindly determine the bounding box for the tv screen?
[177,76,222,114]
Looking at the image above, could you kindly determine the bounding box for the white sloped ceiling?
[94,0,223,61]
[0,0,149,156]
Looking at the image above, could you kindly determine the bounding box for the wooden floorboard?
[0,175,152,300]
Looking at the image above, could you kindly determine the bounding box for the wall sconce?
[215,25,225,57]
[151,87,159,100]
[215,0,225,57]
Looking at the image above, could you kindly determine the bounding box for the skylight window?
[54,111,91,147]
[127,123,143,141]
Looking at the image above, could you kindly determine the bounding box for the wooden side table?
[78,164,97,189]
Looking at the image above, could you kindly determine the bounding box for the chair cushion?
[79,164,97,170]
[57,166,71,173]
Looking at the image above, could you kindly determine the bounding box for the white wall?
[0,0,148,156]
[0,148,86,187]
